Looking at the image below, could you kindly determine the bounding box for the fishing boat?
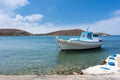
[56,30,103,50]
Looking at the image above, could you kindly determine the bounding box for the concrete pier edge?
[0,75,120,80]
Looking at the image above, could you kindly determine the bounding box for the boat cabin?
[80,32,99,42]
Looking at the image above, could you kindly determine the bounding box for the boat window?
[82,34,86,38]
[93,34,98,37]
[87,33,92,39]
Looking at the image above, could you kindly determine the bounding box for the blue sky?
[0,0,120,34]
[17,0,120,24]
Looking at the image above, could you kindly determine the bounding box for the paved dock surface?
[0,75,120,80]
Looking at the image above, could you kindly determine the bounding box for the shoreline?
[0,75,120,80]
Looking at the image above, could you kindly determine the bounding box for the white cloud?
[0,0,29,15]
[112,10,120,16]
[0,0,29,10]
[0,0,44,34]
[15,14,43,23]
[42,12,120,35]
[24,14,43,22]
[48,10,120,35]
[87,10,120,35]
[84,17,120,35]
[0,14,43,31]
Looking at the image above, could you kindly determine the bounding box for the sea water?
[0,36,120,74]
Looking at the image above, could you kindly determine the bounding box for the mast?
[87,27,89,32]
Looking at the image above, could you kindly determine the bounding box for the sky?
[0,0,120,35]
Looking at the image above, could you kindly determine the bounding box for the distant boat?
[56,30,103,50]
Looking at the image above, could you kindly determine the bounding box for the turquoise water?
[0,36,120,74]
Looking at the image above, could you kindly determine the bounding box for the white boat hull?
[56,39,103,50]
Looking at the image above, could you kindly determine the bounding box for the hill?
[0,29,33,36]
[45,29,84,36]
[95,32,110,36]
[0,29,110,36]
[39,29,109,36]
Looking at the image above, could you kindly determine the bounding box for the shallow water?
[0,36,120,74]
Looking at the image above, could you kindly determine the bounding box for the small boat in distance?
[56,30,103,50]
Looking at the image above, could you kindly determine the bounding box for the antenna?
[87,27,89,32]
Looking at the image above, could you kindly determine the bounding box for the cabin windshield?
[81,32,92,39]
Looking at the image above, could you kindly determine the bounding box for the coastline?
[0,75,120,80]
